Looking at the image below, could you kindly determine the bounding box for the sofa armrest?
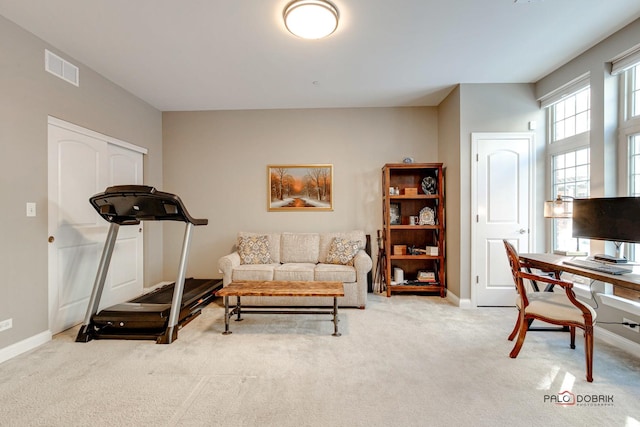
[218,252,241,286]
[353,249,373,308]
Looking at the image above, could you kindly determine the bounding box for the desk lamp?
[543,195,587,256]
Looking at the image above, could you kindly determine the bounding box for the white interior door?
[48,118,145,334]
[472,133,533,307]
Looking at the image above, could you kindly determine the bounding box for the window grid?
[632,66,640,118]
[628,135,640,262]
[552,87,591,142]
[631,134,640,196]
[552,148,590,252]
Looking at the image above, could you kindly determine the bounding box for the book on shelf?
[417,270,436,282]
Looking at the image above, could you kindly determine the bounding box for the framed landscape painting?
[268,164,333,211]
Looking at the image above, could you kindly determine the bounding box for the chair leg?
[585,327,594,382]
[570,326,576,349]
[508,314,521,341]
[510,313,528,358]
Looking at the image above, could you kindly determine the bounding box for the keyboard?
[563,259,633,275]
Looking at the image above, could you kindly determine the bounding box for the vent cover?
[45,49,79,86]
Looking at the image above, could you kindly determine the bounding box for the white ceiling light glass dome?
[283,0,339,40]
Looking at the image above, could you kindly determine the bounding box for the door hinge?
[476,276,479,284]
[476,214,479,222]
[476,154,479,161]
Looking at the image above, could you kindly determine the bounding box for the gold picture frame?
[268,164,333,211]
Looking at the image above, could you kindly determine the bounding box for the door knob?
[48,236,55,243]
[518,229,527,234]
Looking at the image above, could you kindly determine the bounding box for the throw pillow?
[238,235,273,265]
[325,238,360,266]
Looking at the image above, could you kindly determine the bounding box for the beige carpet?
[1,294,639,427]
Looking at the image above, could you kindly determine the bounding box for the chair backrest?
[503,240,529,306]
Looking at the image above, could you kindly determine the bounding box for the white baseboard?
[595,325,640,356]
[446,291,459,306]
[446,292,473,309]
[0,330,52,365]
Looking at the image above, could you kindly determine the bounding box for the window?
[546,84,591,253]
[616,63,640,303]
[622,64,640,120]
[630,134,640,196]
[550,87,591,143]
[551,148,590,252]
[620,65,640,264]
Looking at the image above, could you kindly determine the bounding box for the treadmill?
[75,185,220,344]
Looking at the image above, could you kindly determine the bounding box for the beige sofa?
[218,231,372,308]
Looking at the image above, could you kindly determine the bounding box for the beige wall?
[437,86,462,298]
[437,84,542,303]
[0,16,162,351]
[161,107,438,280]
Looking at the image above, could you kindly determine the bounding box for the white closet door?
[48,118,144,334]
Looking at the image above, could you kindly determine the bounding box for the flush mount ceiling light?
[284,0,339,39]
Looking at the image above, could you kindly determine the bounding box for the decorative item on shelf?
[394,267,404,284]
[421,176,437,195]
[393,245,407,255]
[389,203,401,225]
[404,187,418,196]
[419,206,435,225]
[425,246,439,256]
[403,157,414,164]
[417,270,436,282]
[409,216,418,226]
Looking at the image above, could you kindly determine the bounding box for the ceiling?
[1,0,640,112]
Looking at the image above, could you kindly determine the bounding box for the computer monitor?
[572,197,640,244]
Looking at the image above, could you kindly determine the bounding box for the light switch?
[26,202,36,217]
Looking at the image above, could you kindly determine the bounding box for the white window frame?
[618,64,640,262]
[544,82,591,253]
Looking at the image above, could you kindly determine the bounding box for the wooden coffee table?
[215,280,344,336]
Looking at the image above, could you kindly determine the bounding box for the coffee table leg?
[332,296,341,337]
[222,296,232,335]
[235,296,243,321]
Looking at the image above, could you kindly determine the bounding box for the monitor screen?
[572,197,640,244]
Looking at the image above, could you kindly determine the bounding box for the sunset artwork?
[268,164,333,211]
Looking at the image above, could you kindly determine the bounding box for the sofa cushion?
[325,237,360,266]
[232,263,277,282]
[237,235,273,264]
[319,230,366,263]
[315,263,357,283]
[238,232,280,263]
[274,263,316,281]
[280,232,320,263]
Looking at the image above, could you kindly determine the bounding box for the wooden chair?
[503,240,596,382]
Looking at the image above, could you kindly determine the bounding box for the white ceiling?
[1,0,640,111]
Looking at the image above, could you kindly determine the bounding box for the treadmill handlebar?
[89,185,208,226]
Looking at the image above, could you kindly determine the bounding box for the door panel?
[487,151,519,223]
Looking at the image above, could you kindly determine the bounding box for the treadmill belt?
[130,278,217,306]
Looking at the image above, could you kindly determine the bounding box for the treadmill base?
[76,278,221,344]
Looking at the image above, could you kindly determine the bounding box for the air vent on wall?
[45,49,79,87]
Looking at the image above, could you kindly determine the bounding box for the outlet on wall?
[0,318,12,332]
[623,317,640,333]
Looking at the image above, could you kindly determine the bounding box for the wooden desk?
[519,253,640,293]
